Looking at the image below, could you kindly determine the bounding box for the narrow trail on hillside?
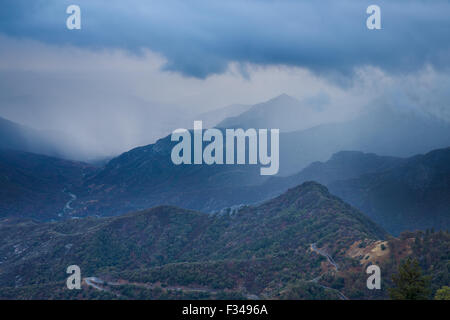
[60,189,77,217]
[83,276,260,300]
[310,243,349,300]
[311,243,339,271]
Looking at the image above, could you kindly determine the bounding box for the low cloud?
[0,2,449,160]
[1,0,449,79]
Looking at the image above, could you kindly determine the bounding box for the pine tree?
[388,258,431,300]
[434,286,450,300]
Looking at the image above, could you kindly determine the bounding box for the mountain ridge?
[0,149,96,220]
[1,181,448,300]
[217,94,321,132]
[328,147,450,234]
[0,181,387,299]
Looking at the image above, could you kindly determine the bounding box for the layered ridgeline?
[2,144,449,236]
[0,182,384,299]
[72,145,450,235]
[68,109,450,215]
[2,94,450,234]
[0,182,447,300]
[0,149,96,220]
[261,148,450,235]
[218,95,450,175]
[72,131,267,217]
[66,95,450,221]
[276,104,450,175]
[328,147,450,235]
[217,94,325,132]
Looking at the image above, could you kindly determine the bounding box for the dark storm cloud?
[1,0,449,78]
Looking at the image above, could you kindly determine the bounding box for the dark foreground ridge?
[0,182,448,300]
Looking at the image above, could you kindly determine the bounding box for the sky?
[0,0,449,158]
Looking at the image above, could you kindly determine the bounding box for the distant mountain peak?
[329,150,376,161]
[217,93,316,132]
[261,181,332,211]
[285,181,330,196]
[267,93,299,104]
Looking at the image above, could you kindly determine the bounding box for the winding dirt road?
[310,243,349,300]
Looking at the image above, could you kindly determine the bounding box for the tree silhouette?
[434,286,450,300]
[389,258,431,300]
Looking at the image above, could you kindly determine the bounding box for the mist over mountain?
[218,94,327,132]
[1,0,450,302]
[58,100,450,224]
[197,104,251,128]
[0,149,95,220]
[2,94,450,236]
[2,89,449,166]
[204,94,450,176]
[1,98,196,161]
[0,116,77,159]
[278,103,450,175]
[328,148,450,235]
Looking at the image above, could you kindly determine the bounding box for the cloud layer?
[1,1,449,160]
[1,0,449,78]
